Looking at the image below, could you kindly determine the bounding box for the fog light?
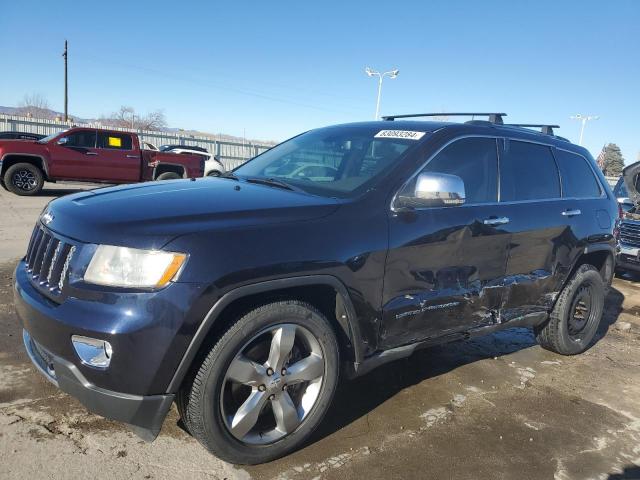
[71,335,112,368]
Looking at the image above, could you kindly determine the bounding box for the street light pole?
[570,114,599,146]
[365,67,399,120]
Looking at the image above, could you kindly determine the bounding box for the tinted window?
[554,150,601,198]
[97,132,133,150]
[500,140,560,201]
[613,177,628,198]
[419,137,498,204]
[65,131,96,148]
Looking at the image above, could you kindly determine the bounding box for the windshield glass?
[614,177,628,197]
[38,130,67,144]
[234,126,421,198]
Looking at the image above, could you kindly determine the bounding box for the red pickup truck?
[0,127,205,195]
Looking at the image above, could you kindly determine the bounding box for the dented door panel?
[381,207,511,348]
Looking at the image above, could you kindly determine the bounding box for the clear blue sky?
[1,0,638,161]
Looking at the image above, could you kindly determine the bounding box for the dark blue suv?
[14,113,617,464]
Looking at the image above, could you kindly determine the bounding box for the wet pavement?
[1,185,639,479]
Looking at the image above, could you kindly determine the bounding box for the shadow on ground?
[608,465,640,479]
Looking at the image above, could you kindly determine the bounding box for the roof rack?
[506,124,560,136]
[381,112,507,124]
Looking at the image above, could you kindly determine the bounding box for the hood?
[43,178,341,249]
[623,160,640,206]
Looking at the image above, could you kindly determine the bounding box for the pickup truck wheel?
[4,163,44,196]
[183,301,339,464]
[156,172,181,181]
[535,264,604,355]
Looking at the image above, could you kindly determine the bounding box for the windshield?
[614,177,628,198]
[38,130,68,144]
[234,126,421,198]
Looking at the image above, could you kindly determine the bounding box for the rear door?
[94,132,140,182]
[382,137,511,348]
[497,139,576,321]
[47,129,98,179]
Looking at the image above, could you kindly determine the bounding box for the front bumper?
[22,329,173,440]
[14,259,206,440]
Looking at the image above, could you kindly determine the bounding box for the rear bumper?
[23,329,174,440]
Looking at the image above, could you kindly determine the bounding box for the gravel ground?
[1,184,639,480]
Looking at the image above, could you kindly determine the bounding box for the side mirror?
[57,137,68,145]
[396,172,466,209]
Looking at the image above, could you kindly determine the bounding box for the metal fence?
[0,114,275,170]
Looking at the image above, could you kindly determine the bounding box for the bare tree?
[17,93,54,119]
[100,106,167,131]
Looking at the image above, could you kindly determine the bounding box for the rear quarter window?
[554,149,601,198]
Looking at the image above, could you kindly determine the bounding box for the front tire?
[4,163,44,196]
[207,170,222,177]
[182,301,339,464]
[535,264,605,355]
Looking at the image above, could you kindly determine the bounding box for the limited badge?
[374,130,426,140]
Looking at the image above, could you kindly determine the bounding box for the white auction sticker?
[374,130,426,140]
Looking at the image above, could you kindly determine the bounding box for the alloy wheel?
[12,169,37,191]
[220,323,325,445]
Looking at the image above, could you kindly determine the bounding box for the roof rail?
[506,124,560,136]
[381,112,507,124]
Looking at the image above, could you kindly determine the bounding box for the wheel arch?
[166,275,364,393]
[568,244,615,288]
[1,154,49,179]
[153,163,186,179]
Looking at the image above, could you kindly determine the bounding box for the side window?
[97,132,133,150]
[419,137,499,204]
[65,131,96,148]
[554,150,601,198]
[500,140,560,202]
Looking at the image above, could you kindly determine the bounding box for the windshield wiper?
[245,177,295,191]
[219,172,239,180]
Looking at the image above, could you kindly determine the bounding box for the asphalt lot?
[1,184,640,480]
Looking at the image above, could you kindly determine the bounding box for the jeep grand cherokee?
[15,113,617,464]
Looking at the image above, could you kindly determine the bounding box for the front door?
[381,137,511,349]
[48,129,98,180]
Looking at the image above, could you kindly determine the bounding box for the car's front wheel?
[182,301,339,464]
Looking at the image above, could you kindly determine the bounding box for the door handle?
[126,155,138,158]
[85,152,98,156]
[483,216,510,226]
[561,209,582,217]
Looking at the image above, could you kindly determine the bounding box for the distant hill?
[0,105,277,146]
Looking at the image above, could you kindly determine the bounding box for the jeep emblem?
[41,211,54,225]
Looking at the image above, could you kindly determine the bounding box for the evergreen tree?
[599,143,625,177]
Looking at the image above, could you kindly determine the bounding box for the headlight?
[84,245,187,288]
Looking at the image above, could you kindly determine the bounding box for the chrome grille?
[25,224,76,296]
[620,221,640,248]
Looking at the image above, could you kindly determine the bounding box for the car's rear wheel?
[4,163,44,196]
[535,264,605,355]
[181,301,339,464]
[156,172,181,181]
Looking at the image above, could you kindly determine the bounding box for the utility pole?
[63,40,68,122]
[570,114,598,146]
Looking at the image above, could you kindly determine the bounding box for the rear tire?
[156,172,181,181]
[4,163,44,196]
[182,301,339,464]
[535,264,605,355]
[207,170,221,177]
